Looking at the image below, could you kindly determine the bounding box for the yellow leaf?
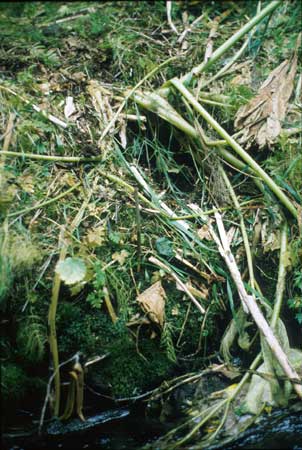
[112,250,129,265]
[86,226,106,247]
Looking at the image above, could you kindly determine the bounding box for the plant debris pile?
[0,1,301,448]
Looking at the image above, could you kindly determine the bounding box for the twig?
[177,13,204,45]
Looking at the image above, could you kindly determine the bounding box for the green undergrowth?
[0,0,301,434]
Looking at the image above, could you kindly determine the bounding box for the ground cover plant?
[0,1,301,448]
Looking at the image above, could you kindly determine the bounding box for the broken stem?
[171,78,298,219]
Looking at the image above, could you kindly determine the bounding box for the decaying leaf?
[85,226,106,247]
[197,224,213,240]
[112,249,129,265]
[18,174,35,194]
[235,34,301,149]
[137,280,166,327]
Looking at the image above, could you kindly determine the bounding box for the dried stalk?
[210,212,302,399]
[0,85,67,128]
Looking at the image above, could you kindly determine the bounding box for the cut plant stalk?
[158,0,282,96]
[48,227,67,417]
[170,78,298,219]
[132,90,266,194]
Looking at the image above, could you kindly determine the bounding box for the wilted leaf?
[112,249,129,265]
[137,281,166,327]
[86,226,106,247]
[197,224,212,240]
[55,257,86,285]
[210,364,241,380]
[235,34,301,149]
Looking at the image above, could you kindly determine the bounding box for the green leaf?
[296,312,302,324]
[108,231,121,244]
[55,257,87,285]
[155,237,174,258]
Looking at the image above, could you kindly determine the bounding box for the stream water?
[2,405,302,450]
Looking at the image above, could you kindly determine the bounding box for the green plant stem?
[271,222,288,328]
[48,227,67,416]
[8,182,82,217]
[0,150,103,163]
[48,184,94,418]
[135,188,141,272]
[219,166,255,290]
[158,0,281,96]
[218,147,265,193]
[132,90,198,137]
[170,78,298,219]
[132,90,265,193]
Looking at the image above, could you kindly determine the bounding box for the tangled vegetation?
[0,1,301,448]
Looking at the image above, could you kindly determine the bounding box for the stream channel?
[2,402,302,450]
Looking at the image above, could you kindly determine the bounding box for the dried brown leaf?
[137,281,166,327]
[235,34,301,149]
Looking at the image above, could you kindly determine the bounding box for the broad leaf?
[55,257,87,285]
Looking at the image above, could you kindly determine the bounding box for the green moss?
[1,362,29,402]
[96,334,174,397]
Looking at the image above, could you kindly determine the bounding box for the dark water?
[209,410,302,450]
[2,407,302,450]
